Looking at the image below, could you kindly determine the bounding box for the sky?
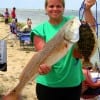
[0,0,100,10]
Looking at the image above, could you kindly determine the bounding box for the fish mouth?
[64,17,80,43]
[64,28,80,43]
[70,29,80,43]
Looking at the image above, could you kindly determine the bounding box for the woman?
[30,0,96,100]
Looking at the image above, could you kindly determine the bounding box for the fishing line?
[79,0,85,21]
[79,0,100,62]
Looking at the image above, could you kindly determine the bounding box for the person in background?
[11,7,16,19]
[9,18,18,47]
[10,18,18,34]
[82,67,100,97]
[30,0,96,100]
[20,18,32,33]
[4,8,10,24]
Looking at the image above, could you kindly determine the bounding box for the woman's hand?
[73,48,82,59]
[84,0,96,9]
[38,64,51,74]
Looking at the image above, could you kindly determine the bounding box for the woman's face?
[45,0,64,20]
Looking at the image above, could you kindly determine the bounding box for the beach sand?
[0,18,37,100]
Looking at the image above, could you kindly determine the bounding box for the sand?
[0,17,37,100]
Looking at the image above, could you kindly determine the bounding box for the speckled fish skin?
[4,17,81,96]
[77,22,97,66]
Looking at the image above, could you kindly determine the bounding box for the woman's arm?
[34,35,45,51]
[84,0,96,30]
[73,0,96,59]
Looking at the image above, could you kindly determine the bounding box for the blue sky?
[0,0,100,10]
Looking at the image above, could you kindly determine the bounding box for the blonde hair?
[45,0,65,8]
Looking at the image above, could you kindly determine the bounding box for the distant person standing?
[4,8,10,24]
[11,7,16,19]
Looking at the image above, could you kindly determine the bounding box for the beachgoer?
[82,67,100,97]
[17,18,32,45]
[20,18,32,33]
[11,7,16,19]
[9,18,18,47]
[30,0,96,100]
[4,8,10,24]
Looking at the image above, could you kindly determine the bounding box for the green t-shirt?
[31,16,85,87]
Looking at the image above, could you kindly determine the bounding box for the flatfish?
[77,22,97,67]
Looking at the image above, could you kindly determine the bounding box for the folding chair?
[17,32,33,48]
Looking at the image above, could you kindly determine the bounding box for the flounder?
[77,22,97,67]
